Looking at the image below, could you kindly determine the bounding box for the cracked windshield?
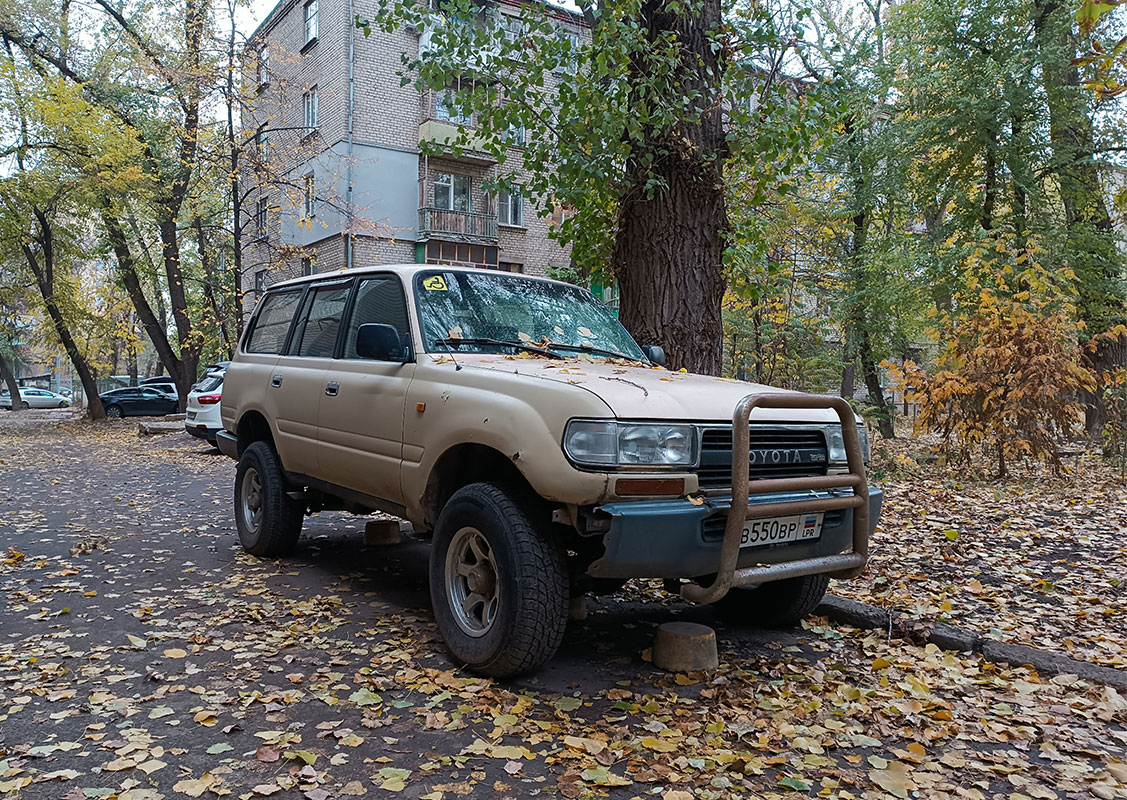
[414,269,646,360]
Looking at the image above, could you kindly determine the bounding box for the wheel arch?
[421,443,539,532]
[235,410,276,457]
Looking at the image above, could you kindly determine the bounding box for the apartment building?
[241,0,586,300]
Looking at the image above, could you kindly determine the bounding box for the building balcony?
[418,207,498,243]
[419,120,497,164]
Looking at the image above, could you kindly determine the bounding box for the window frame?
[303,86,319,135]
[433,172,472,212]
[256,125,269,162]
[243,288,304,355]
[498,185,523,227]
[304,0,319,45]
[287,278,355,359]
[257,48,270,87]
[341,273,414,361]
[303,173,316,219]
[255,197,268,235]
[435,84,473,126]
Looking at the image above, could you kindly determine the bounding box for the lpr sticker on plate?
[740,513,823,548]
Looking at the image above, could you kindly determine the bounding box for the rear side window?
[343,276,410,359]
[294,283,351,358]
[246,291,302,354]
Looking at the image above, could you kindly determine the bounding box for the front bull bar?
[680,393,869,604]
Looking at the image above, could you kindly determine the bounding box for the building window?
[304,0,319,45]
[435,86,472,125]
[254,269,266,296]
[257,48,270,87]
[301,257,314,276]
[555,29,579,73]
[434,172,472,212]
[504,121,524,146]
[500,14,526,45]
[499,185,522,227]
[303,173,315,218]
[498,261,523,273]
[304,86,318,134]
[257,125,269,162]
[256,197,268,234]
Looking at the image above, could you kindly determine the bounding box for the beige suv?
[219,265,880,677]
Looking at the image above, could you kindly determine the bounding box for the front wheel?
[105,405,124,418]
[429,483,569,678]
[712,573,830,628]
[234,441,303,556]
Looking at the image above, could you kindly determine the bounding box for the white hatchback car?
[1,388,70,409]
[185,371,224,443]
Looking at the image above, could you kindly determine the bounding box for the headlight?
[825,422,872,464]
[563,420,696,468]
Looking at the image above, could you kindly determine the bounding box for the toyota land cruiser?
[218,265,881,677]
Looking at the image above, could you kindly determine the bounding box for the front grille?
[696,427,828,490]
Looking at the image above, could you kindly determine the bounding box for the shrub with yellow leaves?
[889,236,1094,478]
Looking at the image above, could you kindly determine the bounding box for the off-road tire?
[713,573,830,628]
[105,405,123,418]
[234,441,303,557]
[430,483,569,678]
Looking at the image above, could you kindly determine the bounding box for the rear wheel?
[712,574,830,628]
[105,405,123,418]
[234,441,303,556]
[430,483,569,678]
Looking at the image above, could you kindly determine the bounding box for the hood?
[435,354,852,424]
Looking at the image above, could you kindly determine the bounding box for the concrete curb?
[816,594,1127,691]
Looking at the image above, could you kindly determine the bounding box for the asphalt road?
[1,415,1125,799]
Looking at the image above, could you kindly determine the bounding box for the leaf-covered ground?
[0,417,1125,800]
[838,438,1127,670]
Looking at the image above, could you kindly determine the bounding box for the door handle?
[271,375,283,388]
[325,381,340,397]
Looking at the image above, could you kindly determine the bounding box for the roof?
[267,263,572,290]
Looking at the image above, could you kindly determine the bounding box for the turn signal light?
[615,478,685,497]
[197,394,222,405]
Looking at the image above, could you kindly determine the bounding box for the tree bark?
[612,0,728,375]
[21,208,105,420]
[0,349,22,411]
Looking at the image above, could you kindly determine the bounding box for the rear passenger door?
[235,289,304,467]
[315,274,415,504]
[268,279,352,478]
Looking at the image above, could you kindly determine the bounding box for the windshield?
[414,270,646,361]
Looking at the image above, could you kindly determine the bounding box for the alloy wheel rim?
[446,527,499,637]
[241,467,263,534]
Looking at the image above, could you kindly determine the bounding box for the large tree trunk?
[0,349,22,412]
[22,209,105,420]
[612,0,728,375]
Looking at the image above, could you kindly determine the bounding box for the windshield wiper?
[546,342,648,363]
[434,337,567,359]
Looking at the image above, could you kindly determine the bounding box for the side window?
[245,291,302,354]
[343,276,410,359]
[294,284,351,358]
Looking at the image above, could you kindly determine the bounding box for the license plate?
[186,411,196,421]
[740,513,823,548]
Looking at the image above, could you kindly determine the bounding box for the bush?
[890,239,1093,478]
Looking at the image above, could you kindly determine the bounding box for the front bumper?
[588,486,883,580]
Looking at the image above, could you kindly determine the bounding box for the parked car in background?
[185,370,225,444]
[141,376,178,396]
[1,388,70,409]
[98,386,179,418]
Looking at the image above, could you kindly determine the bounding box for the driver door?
[315,274,415,505]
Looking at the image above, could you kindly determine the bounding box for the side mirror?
[641,344,666,366]
[356,323,411,362]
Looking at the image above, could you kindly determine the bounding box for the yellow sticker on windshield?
[423,275,448,291]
